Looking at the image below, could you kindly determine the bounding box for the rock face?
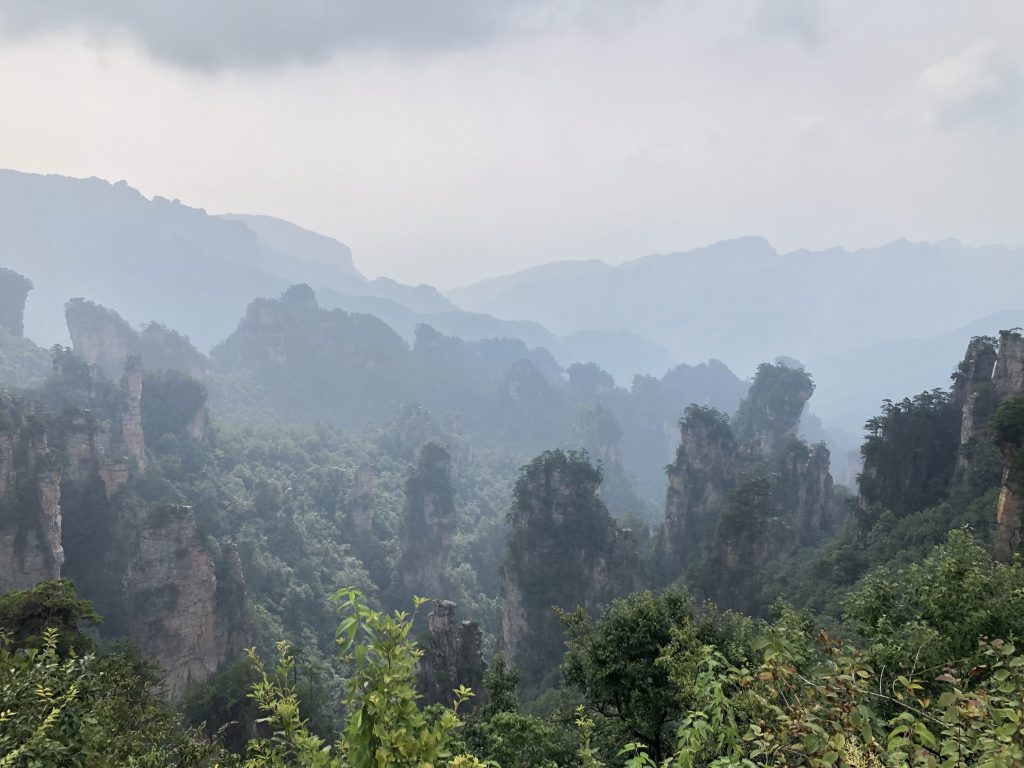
[993,330,1024,401]
[0,360,247,699]
[65,298,208,382]
[416,600,487,709]
[732,362,814,455]
[66,298,137,379]
[661,364,837,601]
[0,399,65,592]
[399,442,456,599]
[857,331,1024,559]
[502,450,641,686]
[952,336,999,480]
[121,356,147,472]
[0,268,33,337]
[122,505,247,700]
[994,456,1022,563]
[663,406,739,566]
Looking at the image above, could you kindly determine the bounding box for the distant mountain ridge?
[0,169,670,382]
[447,235,1024,432]
[0,170,457,348]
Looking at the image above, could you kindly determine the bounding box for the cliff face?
[663,406,739,566]
[66,298,137,379]
[0,268,33,337]
[732,362,814,455]
[121,505,247,699]
[399,442,456,600]
[416,600,487,709]
[121,356,147,472]
[661,364,836,600]
[992,331,1024,401]
[65,298,208,382]
[990,388,1024,562]
[994,452,1022,563]
[857,331,1024,560]
[0,400,64,592]
[0,356,247,699]
[502,450,641,686]
[952,336,999,481]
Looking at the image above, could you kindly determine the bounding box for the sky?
[0,0,1022,288]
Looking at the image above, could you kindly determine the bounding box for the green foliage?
[0,628,230,768]
[859,390,960,516]
[665,621,1024,767]
[732,363,814,447]
[463,654,582,768]
[0,329,49,389]
[141,369,207,441]
[242,589,478,768]
[842,529,1024,680]
[0,579,100,656]
[560,589,754,764]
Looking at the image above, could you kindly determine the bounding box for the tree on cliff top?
[732,362,814,449]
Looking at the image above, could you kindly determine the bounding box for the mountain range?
[3,167,1022,442]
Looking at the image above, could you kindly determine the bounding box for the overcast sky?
[0,1,1021,287]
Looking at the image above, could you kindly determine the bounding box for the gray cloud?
[921,41,1024,125]
[0,0,654,71]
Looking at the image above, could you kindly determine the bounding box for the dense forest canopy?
[2,250,1023,765]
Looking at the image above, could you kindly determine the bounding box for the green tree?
[560,589,752,764]
[0,578,100,656]
[843,529,1024,680]
[243,589,480,768]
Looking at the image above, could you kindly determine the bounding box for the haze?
[1,0,1022,287]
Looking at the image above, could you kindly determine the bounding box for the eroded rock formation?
[993,330,1024,401]
[121,505,247,699]
[0,268,33,337]
[952,336,999,480]
[0,358,246,699]
[659,363,837,610]
[663,405,739,565]
[399,442,456,599]
[416,600,487,709]
[66,298,137,379]
[502,449,641,685]
[65,298,208,382]
[121,356,147,471]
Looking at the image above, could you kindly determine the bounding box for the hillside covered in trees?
[3,255,1024,764]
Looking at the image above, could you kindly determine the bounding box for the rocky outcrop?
[993,330,1024,401]
[121,356,147,472]
[0,398,65,593]
[0,268,33,337]
[0,431,13,495]
[122,505,248,699]
[138,322,208,381]
[663,406,739,567]
[732,362,814,455]
[775,439,836,542]
[994,458,1022,563]
[399,442,456,599]
[660,364,837,608]
[66,298,137,379]
[350,463,376,534]
[99,459,130,499]
[65,299,208,382]
[991,393,1024,562]
[0,468,64,593]
[416,600,487,709]
[952,336,1000,480]
[0,378,246,700]
[502,449,642,685]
